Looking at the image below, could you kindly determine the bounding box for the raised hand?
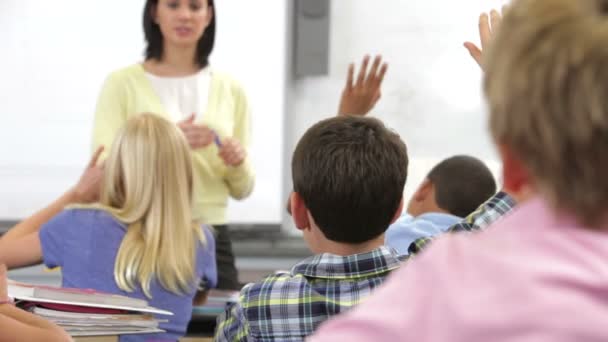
[338,55,388,116]
[178,114,216,149]
[464,7,505,70]
[72,146,105,203]
[218,137,246,167]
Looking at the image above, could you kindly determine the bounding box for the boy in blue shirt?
[386,155,496,254]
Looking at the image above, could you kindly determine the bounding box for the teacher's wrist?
[225,157,251,176]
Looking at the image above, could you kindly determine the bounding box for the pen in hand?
[192,112,222,147]
[213,133,222,148]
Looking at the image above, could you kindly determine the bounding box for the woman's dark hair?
[143,0,216,68]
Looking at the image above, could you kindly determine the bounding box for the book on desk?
[8,280,171,337]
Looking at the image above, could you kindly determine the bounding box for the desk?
[187,289,237,337]
[74,338,117,342]
[187,311,219,337]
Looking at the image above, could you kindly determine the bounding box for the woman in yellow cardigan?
[92,0,253,290]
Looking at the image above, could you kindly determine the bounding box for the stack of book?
[8,281,172,337]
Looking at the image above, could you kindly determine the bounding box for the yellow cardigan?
[92,64,255,225]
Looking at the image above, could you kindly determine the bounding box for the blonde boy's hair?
[484,0,608,225]
[81,113,204,298]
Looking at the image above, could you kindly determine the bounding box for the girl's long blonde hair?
[86,113,204,298]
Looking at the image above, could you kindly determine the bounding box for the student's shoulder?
[237,271,303,308]
[386,215,416,235]
[41,207,123,238]
[200,224,215,239]
[59,207,123,229]
[194,225,215,256]
[196,225,215,248]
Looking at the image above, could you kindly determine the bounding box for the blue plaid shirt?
[215,246,406,341]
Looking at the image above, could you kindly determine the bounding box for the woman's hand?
[218,138,246,167]
[338,55,388,116]
[464,8,505,70]
[178,114,216,149]
[71,146,105,203]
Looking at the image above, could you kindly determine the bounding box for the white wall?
[0,0,286,223]
[282,0,508,233]
[1,0,509,228]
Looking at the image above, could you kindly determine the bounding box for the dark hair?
[143,0,216,68]
[427,155,497,218]
[292,116,408,244]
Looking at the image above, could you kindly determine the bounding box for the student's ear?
[498,143,531,196]
[413,179,432,202]
[390,197,405,225]
[290,192,311,232]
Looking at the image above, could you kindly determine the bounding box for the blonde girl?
[0,113,216,342]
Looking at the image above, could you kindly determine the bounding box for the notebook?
[29,306,167,336]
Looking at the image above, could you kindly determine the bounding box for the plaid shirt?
[215,246,406,341]
[408,191,516,255]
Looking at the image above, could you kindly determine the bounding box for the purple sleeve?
[39,210,78,269]
[200,226,218,289]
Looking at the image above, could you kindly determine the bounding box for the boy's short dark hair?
[427,155,497,218]
[143,0,216,68]
[292,116,408,244]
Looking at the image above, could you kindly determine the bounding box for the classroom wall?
[1,0,508,229]
[281,0,507,233]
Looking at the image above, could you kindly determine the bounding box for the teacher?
[92,0,254,290]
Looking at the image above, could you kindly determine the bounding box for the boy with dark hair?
[215,116,409,341]
[386,155,496,253]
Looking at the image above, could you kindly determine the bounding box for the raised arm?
[0,147,104,268]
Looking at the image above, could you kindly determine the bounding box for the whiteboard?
[0,0,286,223]
[286,0,509,211]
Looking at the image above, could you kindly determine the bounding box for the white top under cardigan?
[145,67,212,122]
